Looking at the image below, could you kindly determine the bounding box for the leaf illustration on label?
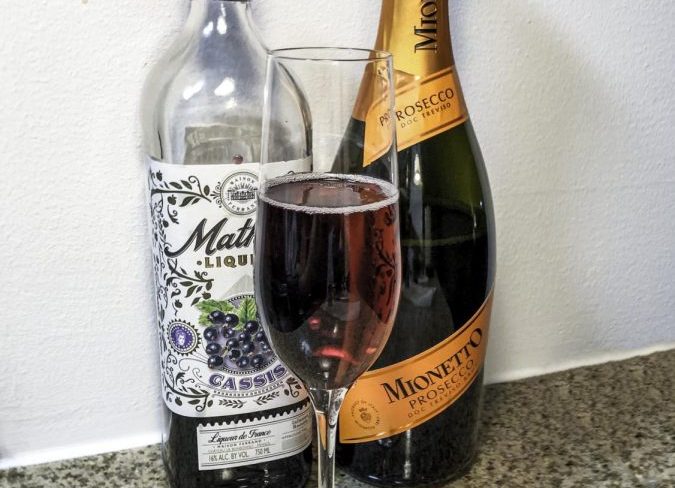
[196,299,235,326]
[219,399,245,409]
[255,391,280,406]
[237,297,257,323]
[197,299,234,313]
[164,373,211,412]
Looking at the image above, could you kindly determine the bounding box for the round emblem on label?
[218,172,258,215]
[168,321,199,355]
[350,400,381,431]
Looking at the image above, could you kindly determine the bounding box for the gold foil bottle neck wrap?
[375,0,454,78]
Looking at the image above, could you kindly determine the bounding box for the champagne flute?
[254,48,401,488]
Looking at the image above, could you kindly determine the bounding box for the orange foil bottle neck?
[375,0,455,78]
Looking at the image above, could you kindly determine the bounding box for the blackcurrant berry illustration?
[236,356,250,368]
[208,355,224,369]
[205,342,222,355]
[222,326,236,338]
[260,342,270,352]
[237,332,251,343]
[224,313,239,326]
[204,327,219,342]
[229,349,242,360]
[242,342,255,355]
[244,320,259,333]
[251,355,264,369]
[209,310,226,325]
[254,331,267,343]
[225,338,239,350]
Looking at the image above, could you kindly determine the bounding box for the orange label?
[356,61,396,168]
[339,292,493,444]
[394,66,468,151]
[362,92,395,167]
[362,67,468,166]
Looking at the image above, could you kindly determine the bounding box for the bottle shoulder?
[142,34,267,119]
[402,122,490,198]
[141,32,268,163]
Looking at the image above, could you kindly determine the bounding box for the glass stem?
[308,387,349,488]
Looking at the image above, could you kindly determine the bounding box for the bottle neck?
[375,0,454,77]
[186,0,254,41]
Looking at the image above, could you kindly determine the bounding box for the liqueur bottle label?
[196,402,313,470]
[148,158,309,418]
[339,293,493,443]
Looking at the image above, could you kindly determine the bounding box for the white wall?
[0,0,673,468]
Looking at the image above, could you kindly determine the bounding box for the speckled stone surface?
[2,350,673,488]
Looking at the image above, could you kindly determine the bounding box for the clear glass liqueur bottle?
[336,1,496,486]
[141,1,312,487]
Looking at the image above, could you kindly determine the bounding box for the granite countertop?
[2,350,673,488]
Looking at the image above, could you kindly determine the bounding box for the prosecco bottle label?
[361,67,468,166]
[196,402,312,470]
[393,67,468,151]
[339,292,493,443]
[148,159,309,417]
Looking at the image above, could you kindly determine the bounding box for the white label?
[196,402,313,470]
[148,158,310,417]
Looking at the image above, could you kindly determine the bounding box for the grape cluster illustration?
[196,297,272,371]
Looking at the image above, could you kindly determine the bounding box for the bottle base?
[163,446,312,488]
[340,450,477,488]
